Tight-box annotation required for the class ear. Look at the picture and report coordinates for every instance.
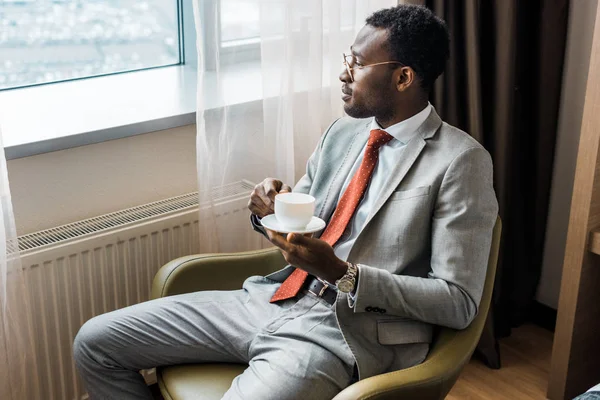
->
[395,67,417,92]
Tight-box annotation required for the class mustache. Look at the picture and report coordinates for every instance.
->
[341,86,352,95]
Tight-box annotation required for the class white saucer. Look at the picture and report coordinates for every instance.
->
[261,215,326,234]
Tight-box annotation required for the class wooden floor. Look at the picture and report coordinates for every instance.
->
[447,324,553,400]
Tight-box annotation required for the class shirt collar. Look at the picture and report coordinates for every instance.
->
[369,103,432,145]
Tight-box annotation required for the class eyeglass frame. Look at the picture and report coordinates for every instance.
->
[342,52,405,82]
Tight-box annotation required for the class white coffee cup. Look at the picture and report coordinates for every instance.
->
[274,192,315,230]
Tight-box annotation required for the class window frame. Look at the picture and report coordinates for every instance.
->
[199,0,261,70]
[0,0,186,92]
[0,0,267,160]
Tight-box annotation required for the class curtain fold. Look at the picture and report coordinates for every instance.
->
[193,0,395,254]
[427,0,570,366]
[0,127,36,399]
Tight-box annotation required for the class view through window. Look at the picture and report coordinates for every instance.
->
[220,0,260,47]
[0,0,181,91]
[220,0,355,48]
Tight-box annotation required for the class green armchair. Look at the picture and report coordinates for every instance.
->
[151,217,501,400]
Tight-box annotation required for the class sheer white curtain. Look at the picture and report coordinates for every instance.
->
[0,128,36,399]
[193,0,395,253]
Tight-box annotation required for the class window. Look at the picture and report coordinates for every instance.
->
[0,0,182,91]
[218,0,354,49]
[220,0,259,47]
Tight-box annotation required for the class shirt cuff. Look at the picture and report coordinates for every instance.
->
[250,214,267,236]
[347,291,356,307]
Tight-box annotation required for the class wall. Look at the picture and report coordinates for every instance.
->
[6,95,312,237]
[7,124,197,235]
[537,0,598,308]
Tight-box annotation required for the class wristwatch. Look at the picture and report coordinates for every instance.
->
[336,262,358,293]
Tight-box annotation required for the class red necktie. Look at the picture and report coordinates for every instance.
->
[270,129,394,302]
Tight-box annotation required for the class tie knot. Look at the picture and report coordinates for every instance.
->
[368,129,394,148]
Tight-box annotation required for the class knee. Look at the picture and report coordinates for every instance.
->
[73,315,108,367]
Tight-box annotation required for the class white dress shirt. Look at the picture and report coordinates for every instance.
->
[333,103,432,262]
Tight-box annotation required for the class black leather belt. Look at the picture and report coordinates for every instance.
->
[303,276,337,305]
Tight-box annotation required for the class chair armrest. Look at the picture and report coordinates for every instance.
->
[152,247,287,299]
[332,329,470,400]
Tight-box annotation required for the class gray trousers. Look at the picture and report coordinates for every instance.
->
[73,275,355,400]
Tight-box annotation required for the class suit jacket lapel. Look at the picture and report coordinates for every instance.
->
[317,119,371,223]
[361,109,443,230]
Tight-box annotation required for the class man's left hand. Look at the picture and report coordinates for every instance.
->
[265,230,348,283]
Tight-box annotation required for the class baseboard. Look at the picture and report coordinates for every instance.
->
[530,301,557,332]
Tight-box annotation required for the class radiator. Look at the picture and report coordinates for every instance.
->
[18,180,262,400]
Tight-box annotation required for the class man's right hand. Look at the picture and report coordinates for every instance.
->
[248,178,292,218]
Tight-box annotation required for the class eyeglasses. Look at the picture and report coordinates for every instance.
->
[342,52,405,82]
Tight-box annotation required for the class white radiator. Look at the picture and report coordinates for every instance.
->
[18,180,261,400]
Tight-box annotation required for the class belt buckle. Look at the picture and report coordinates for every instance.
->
[309,281,329,298]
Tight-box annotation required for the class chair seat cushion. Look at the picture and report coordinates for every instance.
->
[158,363,246,400]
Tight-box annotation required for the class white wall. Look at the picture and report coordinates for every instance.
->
[536,0,598,309]
[7,124,197,235]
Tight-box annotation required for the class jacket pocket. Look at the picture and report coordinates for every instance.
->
[377,319,433,345]
[390,185,430,201]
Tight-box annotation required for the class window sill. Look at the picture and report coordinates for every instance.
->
[0,62,263,160]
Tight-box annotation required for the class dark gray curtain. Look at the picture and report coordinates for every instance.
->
[425,0,570,367]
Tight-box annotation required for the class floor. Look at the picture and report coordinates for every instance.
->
[447,324,553,400]
[151,324,554,400]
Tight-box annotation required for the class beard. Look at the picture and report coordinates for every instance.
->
[344,98,394,122]
[343,101,372,119]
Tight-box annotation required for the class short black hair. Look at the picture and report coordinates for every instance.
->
[366,4,449,91]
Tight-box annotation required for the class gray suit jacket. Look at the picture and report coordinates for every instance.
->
[260,108,498,380]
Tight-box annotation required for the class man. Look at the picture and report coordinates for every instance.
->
[73,5,497,400]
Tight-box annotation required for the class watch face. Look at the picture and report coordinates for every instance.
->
[338,279,353,293]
